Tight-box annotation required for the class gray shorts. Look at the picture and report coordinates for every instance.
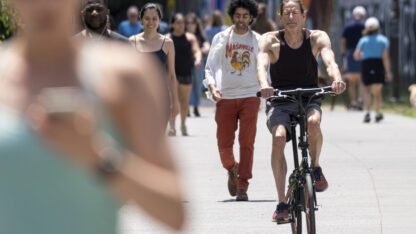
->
[266,97,322,141]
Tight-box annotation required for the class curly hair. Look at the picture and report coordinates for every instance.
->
[227,0,258,20]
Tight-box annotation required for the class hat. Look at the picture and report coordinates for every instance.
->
[365,17,380,31]
[352,6,367,18]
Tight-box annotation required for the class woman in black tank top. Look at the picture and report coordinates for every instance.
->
[129,3,179,131]
[168,13,202,136]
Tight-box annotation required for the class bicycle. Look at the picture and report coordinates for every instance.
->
[257,86,334,234]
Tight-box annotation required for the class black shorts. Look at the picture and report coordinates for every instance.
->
[361,58,385,86]
[176,75,192,85]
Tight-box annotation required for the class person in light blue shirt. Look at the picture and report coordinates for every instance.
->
[118,6,142,38]
[204,10,227,44]
[354,17,393,123]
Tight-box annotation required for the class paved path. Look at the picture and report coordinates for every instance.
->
[120,106,416,234]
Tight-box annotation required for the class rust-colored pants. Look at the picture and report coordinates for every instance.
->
[215,97,260,190]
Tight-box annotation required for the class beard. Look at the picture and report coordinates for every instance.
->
[234,22,249,31]
[84,17,107,31]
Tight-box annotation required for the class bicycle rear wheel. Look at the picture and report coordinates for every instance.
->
[303,173,316,234]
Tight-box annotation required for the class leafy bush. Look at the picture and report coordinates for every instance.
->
[0,0,15,41]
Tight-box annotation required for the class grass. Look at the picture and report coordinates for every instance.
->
[321,90,416,119]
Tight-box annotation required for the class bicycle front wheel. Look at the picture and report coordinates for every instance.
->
[303,173,316,234]
[289,187,302,234]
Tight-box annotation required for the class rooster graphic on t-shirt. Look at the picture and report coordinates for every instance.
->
[226,43,253,76]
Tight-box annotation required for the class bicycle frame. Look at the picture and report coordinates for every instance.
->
[258,86,334,233]
[288,92,317,207]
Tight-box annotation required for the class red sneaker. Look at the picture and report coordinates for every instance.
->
[272,202,290,224]
[313,167,328,192]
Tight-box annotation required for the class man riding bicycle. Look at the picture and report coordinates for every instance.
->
[256,0,346,223]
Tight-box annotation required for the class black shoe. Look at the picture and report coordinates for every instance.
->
[363,113,371,123]
[312,167,328,192]
[236,189,248,201]
[272,202,290,224]
[375,113,384,123]
[193,106,200,117]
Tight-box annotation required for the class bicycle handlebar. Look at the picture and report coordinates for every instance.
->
[256,86,334,98]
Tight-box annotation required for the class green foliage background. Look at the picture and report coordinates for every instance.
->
[0,0,15,41]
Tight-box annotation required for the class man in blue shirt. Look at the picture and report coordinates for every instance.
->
[118,6,142,38]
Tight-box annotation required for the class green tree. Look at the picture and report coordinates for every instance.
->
[0,0,15,41]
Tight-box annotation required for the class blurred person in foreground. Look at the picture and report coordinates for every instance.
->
[118,5,142,38]
[129,3,179,130]
[204,0,260,201]
[0,0,185,233]
[186,12,210,117]
[340,6,367,110]
[257,0,345,222]
[75,0,128,42]
[354,17,393,123]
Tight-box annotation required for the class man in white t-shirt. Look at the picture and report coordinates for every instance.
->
[204,0,260,201]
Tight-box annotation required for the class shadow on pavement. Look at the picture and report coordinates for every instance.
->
[219,199,276,203]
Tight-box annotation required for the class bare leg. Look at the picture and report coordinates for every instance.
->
[347,73,361,107]
[371,84,383,113]
[271,125,288,203]
[307,111,323,167]
[363,85,372,112]
[177,84,192,135]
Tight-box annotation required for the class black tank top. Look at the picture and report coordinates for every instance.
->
[171,34,194,76]
[134,36,167,67]
[270,30,318,89]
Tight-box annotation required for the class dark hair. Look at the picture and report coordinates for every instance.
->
[211,10,224,27]
[279,0,306,15]
[83,0,107,8]
[186,13,207,44]
[227,0,258,21]
[140,3,163,20]
[170,13,184,33]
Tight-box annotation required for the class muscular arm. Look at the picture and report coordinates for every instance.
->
[257,33,276,98]
[257,34,273,88]
[313,30,345,94]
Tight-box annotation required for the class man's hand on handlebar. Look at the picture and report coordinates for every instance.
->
[331,80,346,95]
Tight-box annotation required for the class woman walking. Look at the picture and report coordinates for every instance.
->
[129,3,179,130]
[168,13,202,136]
[354,17,393,123]
[186,12,210,117]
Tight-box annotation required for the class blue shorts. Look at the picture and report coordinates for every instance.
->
[345,50,361,73]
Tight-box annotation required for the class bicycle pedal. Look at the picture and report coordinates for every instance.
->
[276,218,291,225]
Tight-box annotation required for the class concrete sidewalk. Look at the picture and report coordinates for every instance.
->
[120,107,416,234]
